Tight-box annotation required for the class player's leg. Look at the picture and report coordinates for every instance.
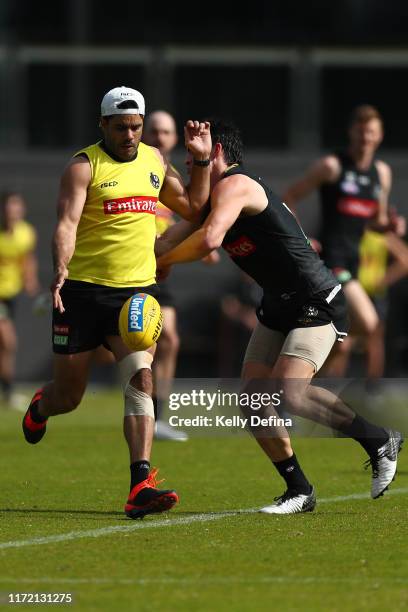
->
[22,279,100,443]
[108,335,156,462]
[275,321,402,499]
[153,306,179,393]
[365,298,387,383]
[22,351,93,444]
[152,305,186,441]
[322,279,379,376]
[321,333,353,377]
[107,334,179,519]
[343,280,379,335]
[0,316,17,404]
[241,322,315,514]
[366,320,385,381]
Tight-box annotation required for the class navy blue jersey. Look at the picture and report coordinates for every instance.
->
[220,165,337,300]
[319,152,381,275]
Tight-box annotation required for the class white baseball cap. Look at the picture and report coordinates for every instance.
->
[101,86,145,117]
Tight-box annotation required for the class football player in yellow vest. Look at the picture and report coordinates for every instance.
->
[344,221,408,381]
[0,192,39,407]
[143,110,186,441]
[22,86,212,519]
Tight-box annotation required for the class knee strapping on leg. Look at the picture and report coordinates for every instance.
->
[124,385,154,418]
[118,353,154,418]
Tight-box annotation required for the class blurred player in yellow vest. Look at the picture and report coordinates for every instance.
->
[21,86,212,519]
[143,111,220,440]
[143,111,185,441]
[0,192,39,407]
[358,230,389,380]
[341,215,408,381]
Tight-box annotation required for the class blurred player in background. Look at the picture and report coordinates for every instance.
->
[143,110,219,439]
[283,105,395,377]
[339,211,408,382]
[156,118,402,514]
[143,110,186,441]
[0,191,39,408]
[21,86,211,519]
[218,272,261,377]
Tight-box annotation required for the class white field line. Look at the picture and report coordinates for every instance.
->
[0,487,407,551]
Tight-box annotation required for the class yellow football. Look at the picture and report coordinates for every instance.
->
[119,293,163,351]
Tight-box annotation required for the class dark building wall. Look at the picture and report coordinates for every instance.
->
[4,1,408,46]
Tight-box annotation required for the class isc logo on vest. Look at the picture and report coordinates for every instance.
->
[100,181,118,188]
[129,296,145,331]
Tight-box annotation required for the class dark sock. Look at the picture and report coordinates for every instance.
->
[130,460,150,490]
[152,396,158,421]
[30,400,47,423]
[337,415,388,456]
[273,454,312,494]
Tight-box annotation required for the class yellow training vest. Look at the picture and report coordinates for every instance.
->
[68,142,165,287]
[0,221,36,299]
[358,230,388,297]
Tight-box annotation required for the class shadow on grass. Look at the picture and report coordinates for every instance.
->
[0,508,123,518]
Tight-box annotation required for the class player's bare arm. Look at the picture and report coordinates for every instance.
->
[51,156,90,313]
[157,121,211,221]
[22,250,40,296]
[283,156,341,211]
[154,219,198,257]
[157,175,256,267]
[372,160,392,228]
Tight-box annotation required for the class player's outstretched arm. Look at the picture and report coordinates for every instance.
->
[157,175,247,267]
[22,250,40,296]
[21,225,40,296]
[283,156,340,212]
[184,120,212,214]
[370,160,392,229]
[158,120,211,221]
[51,157,90,313]
[155,219,198,257]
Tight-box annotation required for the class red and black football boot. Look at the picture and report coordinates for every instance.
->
[125,468,179,519]
[22,388,48,444]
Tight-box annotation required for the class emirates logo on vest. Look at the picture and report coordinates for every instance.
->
[224,235,257,258]
[103,196,158,215]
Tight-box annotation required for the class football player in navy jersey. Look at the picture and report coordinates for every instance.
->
[156,118,402,515]
[283,105,394,376]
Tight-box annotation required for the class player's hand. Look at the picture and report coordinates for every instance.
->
[389,212,407,237]
[395,215,407,237]
[184,120,212,160]
[50,268,68,313]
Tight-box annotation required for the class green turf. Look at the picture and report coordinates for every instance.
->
[0,388,407,611]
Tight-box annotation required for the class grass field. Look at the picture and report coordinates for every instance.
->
[0,387,407,611]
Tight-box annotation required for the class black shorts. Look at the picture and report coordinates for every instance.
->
[52,280,159,354]
[0,298,17,321]
[257,285,349,338]
[158,279,176,308]
[322,248,359,283]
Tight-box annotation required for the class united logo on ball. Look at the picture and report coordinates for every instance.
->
[119,293,163,351]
